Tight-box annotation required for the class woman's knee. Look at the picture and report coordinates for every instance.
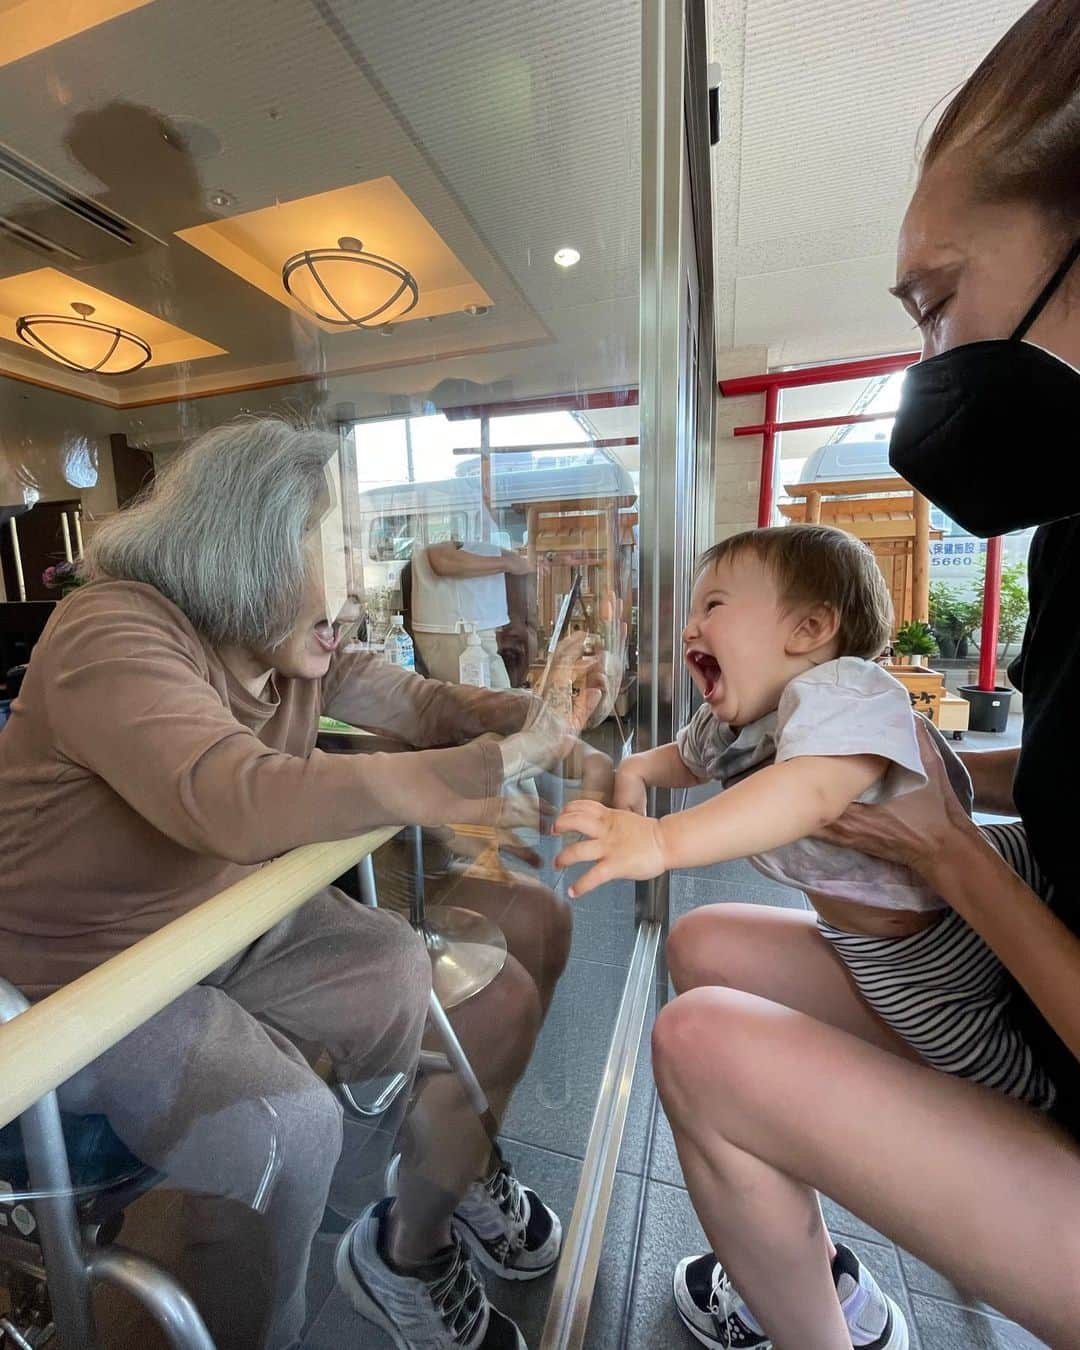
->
[652,986,776,1122]
[264,1078,344,1200]
[667,905,746,992]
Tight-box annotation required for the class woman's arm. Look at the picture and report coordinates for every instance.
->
[557,753,885,897]
[926,829,1080,1062]
[322,647,533,743]
[956,745,1019,815]
[43,595,507,865]
[820,719,1080,1064]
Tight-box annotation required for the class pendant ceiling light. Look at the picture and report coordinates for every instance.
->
[281,235,419,328]
[16,301,151,375]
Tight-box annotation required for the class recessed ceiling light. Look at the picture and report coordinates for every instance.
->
[463,304,490,316]
[208,190,235,209]
[553,247,581,268]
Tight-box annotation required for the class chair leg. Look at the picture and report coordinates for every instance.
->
[425,992,499,1142]
[356,848,501,1139]
[88,1248,215,1350]
[355,854,378,908]
[0,979,95,1349]
[0,980,216,1350]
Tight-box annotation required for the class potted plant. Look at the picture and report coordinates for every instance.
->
[894,619,936,667]
[928,583,981,661]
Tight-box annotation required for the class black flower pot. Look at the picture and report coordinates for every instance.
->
[959,685,1012,733]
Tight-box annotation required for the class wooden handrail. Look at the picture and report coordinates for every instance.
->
[0,827,399,1130]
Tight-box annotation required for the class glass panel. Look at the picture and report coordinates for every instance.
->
[0,2,641,1347]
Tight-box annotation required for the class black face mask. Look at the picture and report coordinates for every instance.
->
[889,237,1080,537]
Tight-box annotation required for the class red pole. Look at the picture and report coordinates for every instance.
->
[734,409,898,438]
[757,385,779,527]
[978,536,1004,691]
[720,351,918,397]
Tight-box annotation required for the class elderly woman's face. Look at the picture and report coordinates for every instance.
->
[259,533,355,681]
[894,158,1080,367]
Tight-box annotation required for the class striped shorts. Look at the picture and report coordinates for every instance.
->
[817,821,1057,1111]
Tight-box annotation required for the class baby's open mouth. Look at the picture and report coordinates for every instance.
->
[687,650,721,700]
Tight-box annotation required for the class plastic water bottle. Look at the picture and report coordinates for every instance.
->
[457,622,491,688]
[383,615,416,672]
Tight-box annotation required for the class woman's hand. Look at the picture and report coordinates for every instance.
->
[815,716,979,873]
[554,799,667,898]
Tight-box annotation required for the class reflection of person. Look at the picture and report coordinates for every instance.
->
[0,419,591,1350]
[411,538,532,688]
[586,6,1080,1347]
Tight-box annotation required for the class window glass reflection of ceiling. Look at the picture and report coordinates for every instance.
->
[0,0,639,410]
[0,0,155,70]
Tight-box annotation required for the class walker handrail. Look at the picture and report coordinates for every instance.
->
[0,827,399,1131]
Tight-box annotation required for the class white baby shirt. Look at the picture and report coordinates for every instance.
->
[675,657,974,912]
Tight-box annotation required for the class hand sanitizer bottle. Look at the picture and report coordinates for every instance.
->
[383,615,416,671]
[458,622,491,688]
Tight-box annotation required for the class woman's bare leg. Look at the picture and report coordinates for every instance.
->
[667,902,920,1060]
[654,985,1080,1348]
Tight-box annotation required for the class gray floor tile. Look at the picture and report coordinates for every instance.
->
[616,986,661,1178]
[673,854,801,892]
[648,1098,682,1187]
[670,872,808,919]
[501,956,629,1159]
[568,878,637,968]
[583,1171,648,1350]
[910,1295,1049,1349]
[897,1250,1045,1333]
[619,1180,708,1350]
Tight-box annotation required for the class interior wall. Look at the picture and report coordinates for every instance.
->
[0,378,120,520]
[0,376,122,598]
[713,344,766,541]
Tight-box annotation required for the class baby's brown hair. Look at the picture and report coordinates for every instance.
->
[699,524,893,661]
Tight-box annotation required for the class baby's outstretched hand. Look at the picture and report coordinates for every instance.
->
[554,800,667,898]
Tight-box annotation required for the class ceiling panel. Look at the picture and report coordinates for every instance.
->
[710,0,1032,362]
[0,0,640,406]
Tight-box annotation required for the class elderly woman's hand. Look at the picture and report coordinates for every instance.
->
[815,716,979,873]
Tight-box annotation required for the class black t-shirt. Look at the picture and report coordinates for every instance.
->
[1008,517,1080,1137]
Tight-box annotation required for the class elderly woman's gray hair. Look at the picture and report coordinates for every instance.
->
[83,417,339,650]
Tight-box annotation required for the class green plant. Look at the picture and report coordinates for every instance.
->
[895,619,936,657]
[968,558,1029,657]
[928,582,982,650]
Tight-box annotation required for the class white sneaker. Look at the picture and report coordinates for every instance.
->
[672,1242,909,1350]
[386,1149,562,1281]
[335,1197,526,1350]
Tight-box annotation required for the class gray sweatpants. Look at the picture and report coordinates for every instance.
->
[59,889,431,1350]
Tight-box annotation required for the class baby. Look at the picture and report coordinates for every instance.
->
[555,524,1054,1106]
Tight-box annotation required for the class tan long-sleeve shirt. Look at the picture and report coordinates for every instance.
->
[0,581,529,996]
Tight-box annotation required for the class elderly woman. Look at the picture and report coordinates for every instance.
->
[0,418,595,1350]
[654,3,1080,1348]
